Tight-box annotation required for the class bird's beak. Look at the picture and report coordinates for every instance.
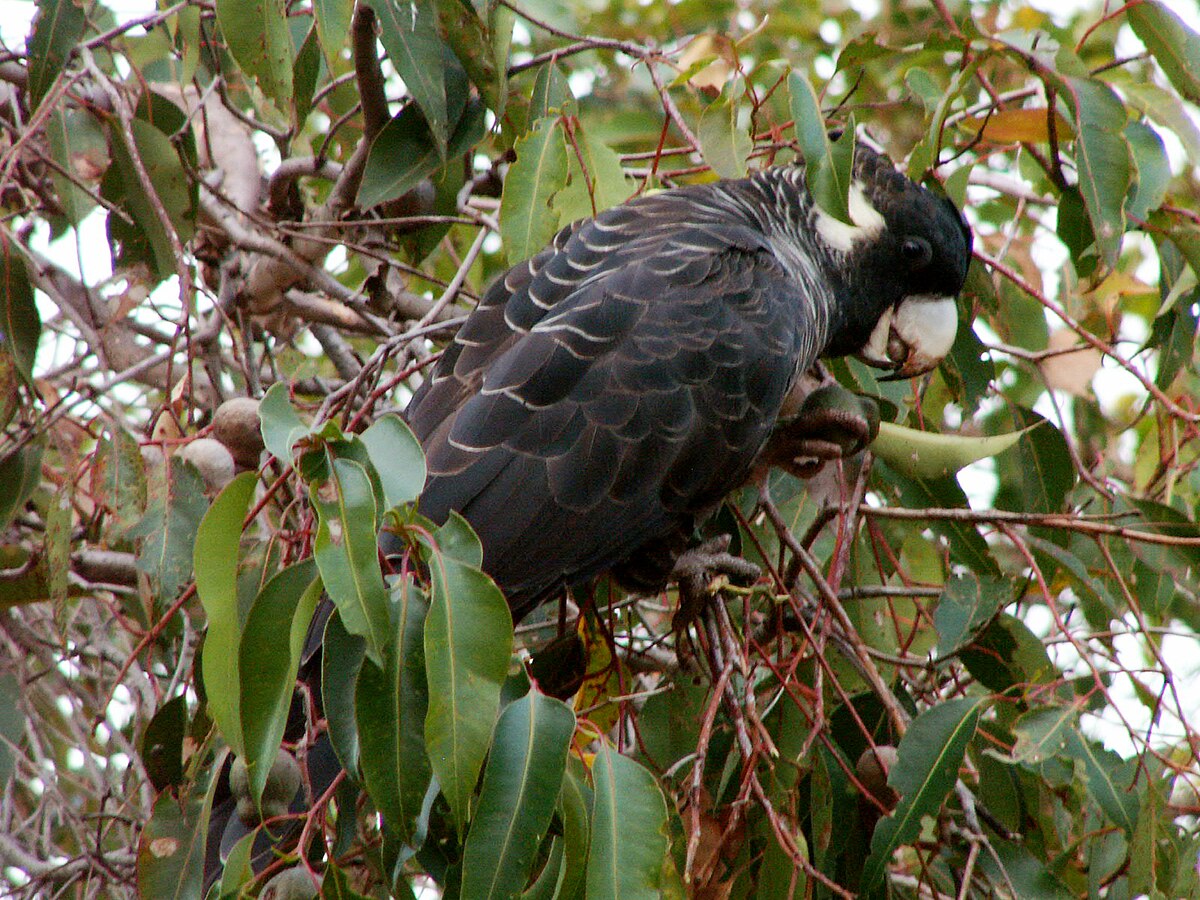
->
[858,295,958,380]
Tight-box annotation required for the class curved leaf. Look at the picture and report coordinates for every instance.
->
[358,92,486,208]
[1062,728,1139,833]
[238,559,320,810]
[1012,706,1078,764]
[788,71,852,222]
[697,95,751,179]
[215,0,294,110]
[1060,77,1132,268]
[933,572,1012,657]
[500,116,568,265]
[311,457,391,666]
[323,609,366,777]
[557,759,593,900]
[872,420,1033,481]
[361,415,427,509]
[861,697,985,895]
[551,124,633,226]
[258,382,314,466]
[1,237,40,384]
[586,741,670,900]
[1128,1,1200,104]
[422,513,513,835]
[27,0,86,110]
[368,0,449,153]
[356,577,432,844]
[102,117,196,281]
[194,471,258,755]
[461,690,575,898]
[136,763,218,900]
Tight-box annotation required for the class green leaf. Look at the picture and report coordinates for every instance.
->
[434,0,507,116]
[1062,728,1139,833]
[978,840,1076,900]
[0,440,44,532]
[129,458,209,603]
[638,678,709,772]
[361,415,427,509]
[97,427,147,535]
[217,831,256,898]
[756,821,807,900]
[356,576,432,844]
[872,420,1032,481]
[1128,1,1200,104]
[487,0,514,122]
[461,690,576,898]
[135,764,217,900]
[0,672,23,787]
[238,559,320,810]
[934,572,1012,657]
[323,609,366,777]
[1024,534,1119,619]
[102,117,196,281]
[1007,408,1074,520]
[942,310,994,417]
[368,0,449,154]
[522,837,565,900]
[215,0,294,110]
[312,0,352,71]
[1011,705,1078,764]
[27,0,86,110]
[311,457,392,667]
[1152,287,1198,390]
[551,123,633,226]
[45,107,108,225]
[529,62,573,120]
[292,23,322,131]
[259,382,313,466]
[586,741,671,900]
[697,96,752,179]
[357,91,487,208]
[1124,121,1170,222]
[959,613,1057,693]
[1059,77,1132,268]
[861,697,985,895]
[1,241,40,388]
[558,759,593,900]
[421,513,513,835]
[194,471,257,756]
[141,694,188,792]
[500,116,569,265]
[788,71,852,222]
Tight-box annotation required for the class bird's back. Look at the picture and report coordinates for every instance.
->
[407,174,823,618]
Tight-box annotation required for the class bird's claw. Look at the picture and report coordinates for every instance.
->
[763,383,880,478]
[670,535,761,629]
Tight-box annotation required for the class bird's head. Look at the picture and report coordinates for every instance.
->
[815,146,973,379]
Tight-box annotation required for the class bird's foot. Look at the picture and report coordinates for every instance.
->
[763,383,880,478]
[671,535,761,629]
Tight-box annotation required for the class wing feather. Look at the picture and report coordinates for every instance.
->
[406,190,821,614]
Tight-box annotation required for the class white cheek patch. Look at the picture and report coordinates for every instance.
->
[893,295,958,367]
[858,295,958,376]
[813,181,886,253]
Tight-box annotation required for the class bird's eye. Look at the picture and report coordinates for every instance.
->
[901,236,933,269]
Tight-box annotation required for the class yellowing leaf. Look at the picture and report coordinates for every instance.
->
[963,108,1074,143]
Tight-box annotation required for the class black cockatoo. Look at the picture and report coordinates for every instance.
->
[406,144,973,621]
